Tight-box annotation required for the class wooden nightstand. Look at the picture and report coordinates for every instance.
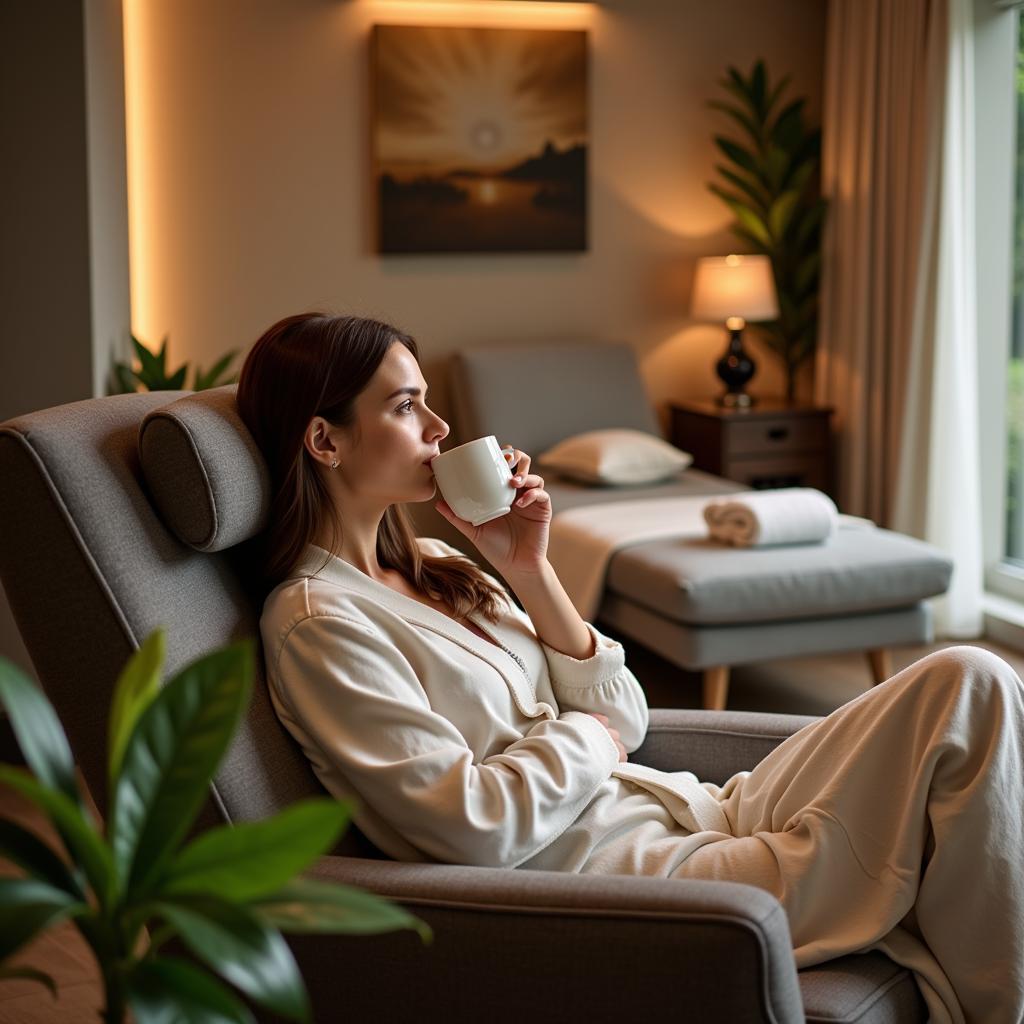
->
[670,398,834,494]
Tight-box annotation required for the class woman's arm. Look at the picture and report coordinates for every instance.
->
[504,559,595,660]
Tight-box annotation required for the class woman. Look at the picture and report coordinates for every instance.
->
[238,311,1024,1024]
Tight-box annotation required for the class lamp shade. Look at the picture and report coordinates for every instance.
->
[690,254,779,321]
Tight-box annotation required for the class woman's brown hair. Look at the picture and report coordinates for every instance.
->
[236,311,510,623]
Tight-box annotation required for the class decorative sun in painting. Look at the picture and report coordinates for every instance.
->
[371,25,588,254]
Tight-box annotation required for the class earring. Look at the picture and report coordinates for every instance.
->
[330,459,339,470]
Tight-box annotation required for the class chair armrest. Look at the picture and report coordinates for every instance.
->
[632,707,820,783]
[269,855,804,1024]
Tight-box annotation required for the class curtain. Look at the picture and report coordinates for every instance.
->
[817,0,983,637]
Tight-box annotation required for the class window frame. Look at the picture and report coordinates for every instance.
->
[976,0,1019,603]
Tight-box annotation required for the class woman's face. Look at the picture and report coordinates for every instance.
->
[329,341,450,506]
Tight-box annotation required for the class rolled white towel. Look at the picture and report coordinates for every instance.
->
[703,487,839,547]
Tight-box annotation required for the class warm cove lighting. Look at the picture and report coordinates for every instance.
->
[121,0,155,343]
[362,1,594,26]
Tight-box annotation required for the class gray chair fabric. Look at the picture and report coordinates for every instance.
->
[138,385,271,552]
[0,390,926,1022]
[448,340,662,457]
[449,342,952,672]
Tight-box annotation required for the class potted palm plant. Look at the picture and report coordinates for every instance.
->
[110,334,238,395]
[707,59,827,401]
[0,629,431,1022]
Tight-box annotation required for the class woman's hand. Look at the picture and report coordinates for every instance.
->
[588,712,627,762]
[434,445,551,579]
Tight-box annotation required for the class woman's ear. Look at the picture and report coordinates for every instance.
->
[304,415,339,467]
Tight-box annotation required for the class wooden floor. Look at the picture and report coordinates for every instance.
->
[0,782,105,1022]
[2,635,1023,1020]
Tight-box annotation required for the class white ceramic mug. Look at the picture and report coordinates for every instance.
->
[430,435,514,526]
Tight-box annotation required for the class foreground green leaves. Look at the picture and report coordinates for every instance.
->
[156,897,308,1021]
[110,643,254,898]
[253,878,433,941]
[0,878,85,962]
[128,957,254,1024]
[163,799,353,902]
[0,629,431,1023]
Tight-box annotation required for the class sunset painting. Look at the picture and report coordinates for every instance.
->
[371,25,588,254]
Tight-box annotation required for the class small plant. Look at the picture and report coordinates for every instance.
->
[707,59,827,401]
[0,629,431,1023]
[111,335,238,395]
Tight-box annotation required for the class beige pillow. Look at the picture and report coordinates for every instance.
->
[537,429,693,486]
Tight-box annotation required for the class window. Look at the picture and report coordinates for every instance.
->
[977,2,1021,611]
[1008,12,1024,568]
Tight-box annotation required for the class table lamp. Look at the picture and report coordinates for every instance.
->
[690,254,779,408]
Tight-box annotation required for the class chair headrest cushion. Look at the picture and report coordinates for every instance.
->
[138,385,271,552]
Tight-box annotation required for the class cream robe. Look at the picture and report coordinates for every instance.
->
[260,538,724,872]
[261,538,1024,1023]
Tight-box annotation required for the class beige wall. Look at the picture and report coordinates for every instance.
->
[125,0,825,440]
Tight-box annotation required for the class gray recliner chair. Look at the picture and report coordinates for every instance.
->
[0,387,927,1023]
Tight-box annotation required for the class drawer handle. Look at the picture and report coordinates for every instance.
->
[767,427,789,442]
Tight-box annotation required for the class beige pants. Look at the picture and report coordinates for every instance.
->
[669,646,1024,1024]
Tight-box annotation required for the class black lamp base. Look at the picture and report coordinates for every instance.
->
[715,326,756,408]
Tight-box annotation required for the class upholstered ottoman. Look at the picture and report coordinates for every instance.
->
[595,522,953,708]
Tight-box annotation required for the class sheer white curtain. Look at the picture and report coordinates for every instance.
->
[817,0,983,637]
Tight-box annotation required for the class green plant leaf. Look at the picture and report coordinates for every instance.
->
[133,336,165,383]
[721,67,758,117]
[786,158,816,200]
[0,658,80,806]
[764,71,793,119]
[707,100,760,147]
[165,365,189,390]
[193,351,238,392]
[0,964,58,997]
[764,145,791,192]
[796,291,819,330]
[768,190,801,241]
[750,60,767,118]
[252,878,432,943]
[128,956,255,1024]
[795,251,821,296]
[708,183,756,215]
[733,205,772,248]
[158,335,170,372]
[155,896,309,1022]
[771,98,806,151]
[108,629,167,796]
[0,766,115,907]
[730,224,771,255]
[0,877,84,962]
[162,798,353,903]
[796,197,827,250]
[713,164,769,213]
[0,819,83,898]
[113,362,139,395]
[798,125,822,160]
[709,184,774,248]
[110,641,254,898]
[713,136,761,180]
